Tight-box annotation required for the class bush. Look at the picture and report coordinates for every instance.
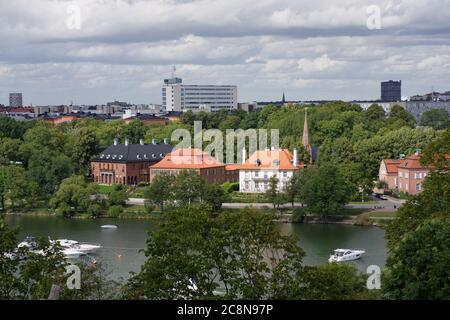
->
[87,204,103,217]
[108,205,123,218]
[144,202,156,214]
[222,182,239,194]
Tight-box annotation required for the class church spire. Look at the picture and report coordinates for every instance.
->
[302,110,312,163]
[302,110,310,148]
[282,90,286,104]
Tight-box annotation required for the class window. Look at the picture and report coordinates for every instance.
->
[415,183,421,191]
[399,172,403,177]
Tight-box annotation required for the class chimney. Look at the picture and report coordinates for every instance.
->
[152,138,157,145]
[114,138,119,146]
[242,148,247,164]
[125,138,129,146]
[139,139,144,146]
[293,148,298,167]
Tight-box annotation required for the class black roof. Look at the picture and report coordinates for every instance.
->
[94,143,173,163]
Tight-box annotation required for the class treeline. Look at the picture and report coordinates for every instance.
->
[1,102,448,211]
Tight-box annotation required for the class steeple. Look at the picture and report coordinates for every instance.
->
[282,90,286,104]
[302,110,310,148]
[302,110,313,163]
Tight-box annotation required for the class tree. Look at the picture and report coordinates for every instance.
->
[365,104,386,122]
[383,218,450,300]
[299,164,352,220]
[173,171,205,207]
[108,189,128,207]
[0,165,30,211]
[123,119,145,144]
[49,175,98,217]
[0,217,117,299]
[295,263,373,300]
[385,171,449,248]
[202,183,229,212]
[389,105,416,127]
[144,172,175,213]
[285,171,303,208]
[420,109,450,130]
[420,128,450,170]
[123,208,304,300]
[266,176,283,209]
[70,128,98,175]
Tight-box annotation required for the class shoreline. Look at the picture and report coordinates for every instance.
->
[4,210,388,227]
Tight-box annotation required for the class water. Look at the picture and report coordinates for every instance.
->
[5,216,387,281]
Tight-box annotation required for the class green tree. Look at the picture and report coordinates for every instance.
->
[203,183,229,212]
[123,208,304,300]
[144,172,175,213]
[70,128,98,175]
[365,104,386,122]
[108,189,128,207]
[123,119,145,143]
[299,164,352,219]
[285,171,303,208]
[295,263,373,300]
[389,105,416,127]
[49,175,97,217]
[383,218,450,300]
[420,109,450,130]
[173,171,205,207]
[266,176,283,209]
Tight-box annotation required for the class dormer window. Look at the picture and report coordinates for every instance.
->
[152,154,156,158]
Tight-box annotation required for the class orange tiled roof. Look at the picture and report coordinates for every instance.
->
[383,159,404,174]
[231,149,303,171]
[150,148,225,169]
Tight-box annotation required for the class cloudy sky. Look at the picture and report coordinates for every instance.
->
[0,0,449,105]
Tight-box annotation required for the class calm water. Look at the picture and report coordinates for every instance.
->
[5,215,387,281]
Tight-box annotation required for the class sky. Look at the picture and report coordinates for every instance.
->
[0,0,450,105]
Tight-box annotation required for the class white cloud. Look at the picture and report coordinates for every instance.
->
[0,0,450,104]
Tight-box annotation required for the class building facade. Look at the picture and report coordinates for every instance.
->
[230,149,303,193]
[9,93,23,108]
[91,139,172,185]
[381,80,401,102]
[162,77,237,113]
[149,148,238,184]
[378,151,440,195]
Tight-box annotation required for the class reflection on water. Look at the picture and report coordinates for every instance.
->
[5,215,386,280]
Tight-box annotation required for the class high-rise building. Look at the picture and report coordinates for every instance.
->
[381,80,401,102]
[162,77,237,113]
[9,93,23,107]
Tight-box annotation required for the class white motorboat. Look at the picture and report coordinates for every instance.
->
[52,239,102,253]
[61,247,85,259]
[101,225,118,230]
[328,249,365,263]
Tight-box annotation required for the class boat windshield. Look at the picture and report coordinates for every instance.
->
[334,251,344,256]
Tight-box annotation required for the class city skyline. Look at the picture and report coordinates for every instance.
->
[1,0,450,105]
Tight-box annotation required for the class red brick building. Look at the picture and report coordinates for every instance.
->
[91,138,172,185]
[149,148,238,184]
[378,151,448,195]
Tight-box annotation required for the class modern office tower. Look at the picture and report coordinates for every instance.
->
[9,93,23,107]
[162,77,238,113]
[381,80,401,102]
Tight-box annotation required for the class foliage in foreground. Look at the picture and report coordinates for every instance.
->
[123,207,372,300]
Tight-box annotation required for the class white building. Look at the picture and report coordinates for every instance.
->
[162,77,237,113]
[229,149,303,193]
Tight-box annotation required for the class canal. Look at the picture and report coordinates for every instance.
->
[5,215,387,281]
